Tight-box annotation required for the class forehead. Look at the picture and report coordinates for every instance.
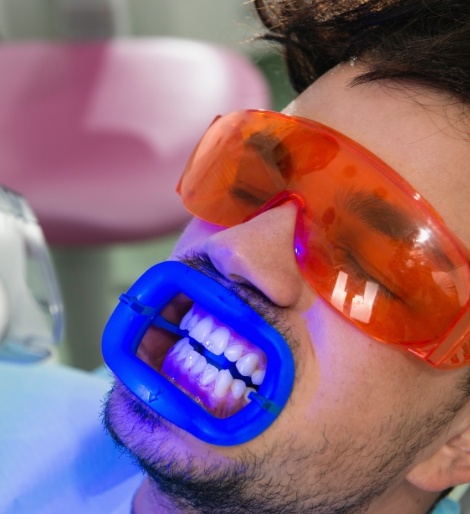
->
[283,64,470,247]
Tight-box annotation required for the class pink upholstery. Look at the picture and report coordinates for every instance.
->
[0,38,270,246]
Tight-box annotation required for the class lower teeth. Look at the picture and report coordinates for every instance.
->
[170,337,262,393]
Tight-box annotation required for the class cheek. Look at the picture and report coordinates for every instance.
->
[300,301,429,423]
[304,300,375,375]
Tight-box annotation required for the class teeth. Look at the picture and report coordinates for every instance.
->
[188,316,214,342]
[204,327,230,356]
[182,350,202,371]
[179,305,195,330]
[200,363,219,386]
[214,369,233,398]
[168,337,188,356]
[172,307,268,405]
[189,354,207,376]
[231,379,247,400]
[236,353,259,376]
[224,344,244,362]
[251,369,266,385]
[174,338,192,362]
[184,312,200,332]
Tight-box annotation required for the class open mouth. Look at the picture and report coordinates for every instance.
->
[136,297,267,418]
[103,260,296,445]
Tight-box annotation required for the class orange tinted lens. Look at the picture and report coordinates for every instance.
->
[177,111,339,225]
[177,110,470,366]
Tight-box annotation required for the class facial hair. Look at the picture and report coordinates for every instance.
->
[103,253,468,514]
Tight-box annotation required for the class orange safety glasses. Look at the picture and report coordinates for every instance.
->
[177,110,470,369]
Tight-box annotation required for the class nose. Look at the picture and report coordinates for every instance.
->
[202,201,307,308]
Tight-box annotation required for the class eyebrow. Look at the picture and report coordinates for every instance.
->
[245,132,291,180]
[340,189,457,269]
[340,189,418,241]
[242,137,420,241]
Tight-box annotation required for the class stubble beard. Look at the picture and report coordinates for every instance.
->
[102,377,465,514]
[102,254,468,513]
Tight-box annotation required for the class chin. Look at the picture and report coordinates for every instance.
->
[103,378,226,464]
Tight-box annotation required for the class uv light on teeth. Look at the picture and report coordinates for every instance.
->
[158,303,267,407]
[107,264,292,442]
[171,335,265,389]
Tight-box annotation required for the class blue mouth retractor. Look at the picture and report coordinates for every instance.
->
[102,261,295,446]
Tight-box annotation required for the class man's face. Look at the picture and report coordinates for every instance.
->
[105,64,470,513]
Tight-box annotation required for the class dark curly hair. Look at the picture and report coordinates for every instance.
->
[253,0,470,103]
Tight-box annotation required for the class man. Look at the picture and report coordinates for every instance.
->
[103,1,470,512]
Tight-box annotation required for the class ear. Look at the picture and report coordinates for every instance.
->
[407,425,470,491]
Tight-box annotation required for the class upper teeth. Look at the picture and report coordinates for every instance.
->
[252,369,266,385]
[224,344,243,362]
[236,353,259,376]
[180,307,200,331]
[186,309,231,357]
[188,315,213,342]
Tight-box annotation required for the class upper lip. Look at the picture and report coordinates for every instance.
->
[178,255,286,327]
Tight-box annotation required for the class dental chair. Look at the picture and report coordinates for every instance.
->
[0,186,142,514]
[0,38,271,369]
[1,188,469,513]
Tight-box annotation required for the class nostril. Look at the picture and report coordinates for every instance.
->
[202,201,305,308]
[226,274,253,286]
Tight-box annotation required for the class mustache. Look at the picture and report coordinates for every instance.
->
[177,251,296,347]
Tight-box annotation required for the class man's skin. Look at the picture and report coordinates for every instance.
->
[105,63,470,513]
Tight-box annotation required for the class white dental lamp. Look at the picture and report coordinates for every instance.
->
[0,186,63,362]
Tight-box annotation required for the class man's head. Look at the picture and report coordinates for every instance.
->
[103,1,470,512]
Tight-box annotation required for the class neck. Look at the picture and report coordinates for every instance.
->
[133,477,443,514]
[133,478,183,514]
